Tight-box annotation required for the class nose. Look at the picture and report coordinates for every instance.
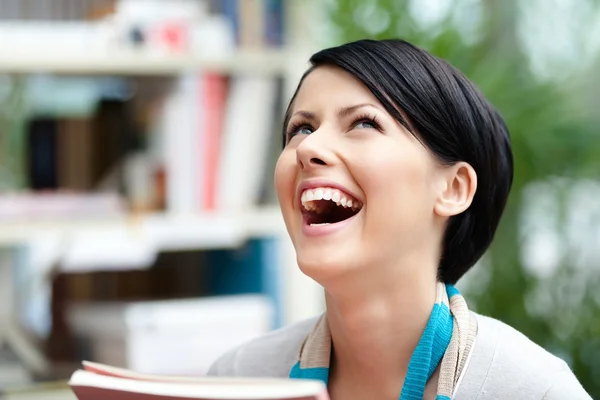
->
[295,130,334,170]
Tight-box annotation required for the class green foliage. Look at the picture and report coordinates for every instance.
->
[324,0,600,396]
[0,77,28,190]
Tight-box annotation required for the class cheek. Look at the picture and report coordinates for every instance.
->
[353,143,435,218]
[274,150,297,208]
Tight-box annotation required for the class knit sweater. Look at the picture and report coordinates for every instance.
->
[207,313,591,399]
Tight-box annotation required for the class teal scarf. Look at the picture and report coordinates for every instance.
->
[289,283,478,400]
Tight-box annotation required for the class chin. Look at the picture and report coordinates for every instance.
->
[294,242,360,284]
[280,183,367,283]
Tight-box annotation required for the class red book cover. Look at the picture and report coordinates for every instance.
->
[201,73,228,211]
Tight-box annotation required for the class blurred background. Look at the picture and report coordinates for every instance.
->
[0,0,598,398]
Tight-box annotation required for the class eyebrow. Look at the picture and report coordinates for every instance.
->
[290,103,382,122]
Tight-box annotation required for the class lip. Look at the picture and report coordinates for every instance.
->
[301,211,361,237]
[296,178,363,237]
[296,179,362,208]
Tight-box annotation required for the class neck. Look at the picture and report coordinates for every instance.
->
[324,260,438,394]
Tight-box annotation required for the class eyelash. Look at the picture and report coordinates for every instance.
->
[353,113,382,131]
[285,113,382,141]
[285,120,310,140]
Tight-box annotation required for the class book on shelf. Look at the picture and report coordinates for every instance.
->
[0,0,287,216]
[68,361,329,400]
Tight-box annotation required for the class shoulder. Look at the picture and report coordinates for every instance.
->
[206,315,320,378]
[456,313,591,400]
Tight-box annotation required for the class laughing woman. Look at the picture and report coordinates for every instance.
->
[208,39,591,399]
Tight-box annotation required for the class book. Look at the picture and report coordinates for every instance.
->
[68,361,330,400]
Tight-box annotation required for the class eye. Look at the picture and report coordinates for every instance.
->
[295,126,314,135]
[351,113,382,131]
[286,121,314,141]
[354,120,376,129]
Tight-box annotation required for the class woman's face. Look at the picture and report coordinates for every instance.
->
[275,66,449,283]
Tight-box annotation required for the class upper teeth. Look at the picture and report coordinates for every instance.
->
[301,187,360,212]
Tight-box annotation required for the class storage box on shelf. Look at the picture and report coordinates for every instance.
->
[66,294,275,376]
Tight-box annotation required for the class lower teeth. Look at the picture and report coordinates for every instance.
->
[310,223,331,226]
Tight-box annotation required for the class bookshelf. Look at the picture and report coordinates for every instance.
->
[0,0,325,381]
[0,208,286,269]
[0,49,290,76]
[0,208,285,247]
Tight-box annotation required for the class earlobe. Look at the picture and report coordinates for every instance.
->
[434,162,477,217]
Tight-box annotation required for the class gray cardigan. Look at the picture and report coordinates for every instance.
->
[207,313,591,399]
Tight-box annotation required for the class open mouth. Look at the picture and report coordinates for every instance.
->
[300,187,363,226]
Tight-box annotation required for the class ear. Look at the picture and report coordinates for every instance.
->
[434,162,477,217]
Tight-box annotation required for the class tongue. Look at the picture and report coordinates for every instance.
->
[308,200,358,224]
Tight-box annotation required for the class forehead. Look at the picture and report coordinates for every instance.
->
[291,66,379,111]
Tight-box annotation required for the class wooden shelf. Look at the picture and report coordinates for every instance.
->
[0,49,290,75]
[0,207,286,271]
